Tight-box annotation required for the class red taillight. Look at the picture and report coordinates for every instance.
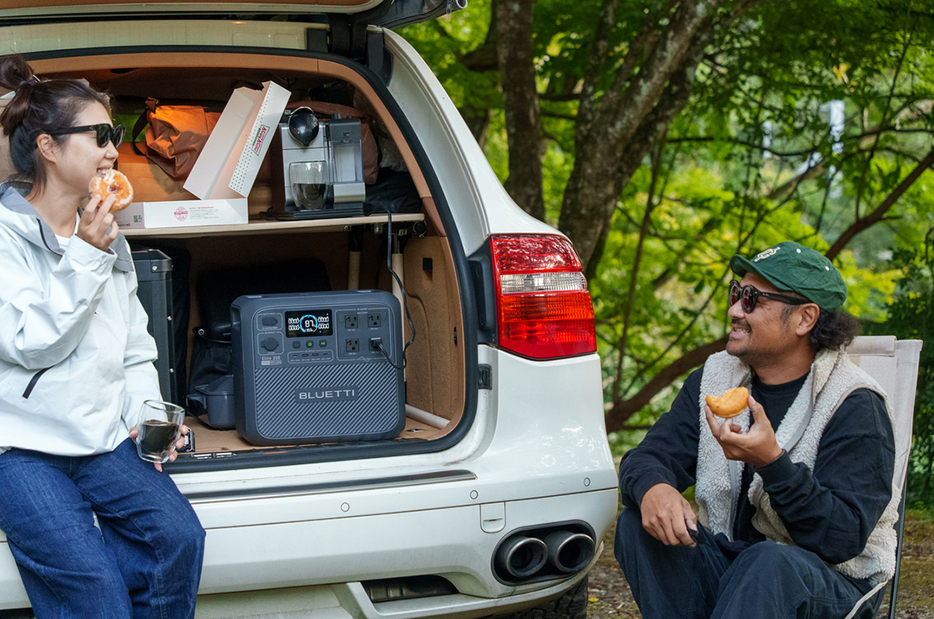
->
[490,235,597,360]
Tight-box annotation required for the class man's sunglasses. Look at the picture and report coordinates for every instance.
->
[729,280,809,313]
[44,124,125,148]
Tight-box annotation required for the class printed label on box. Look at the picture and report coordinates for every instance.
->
[114,199,248,229]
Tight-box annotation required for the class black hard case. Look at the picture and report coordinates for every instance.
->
[132,249,177,403]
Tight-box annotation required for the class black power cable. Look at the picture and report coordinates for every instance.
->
[376,207,415,371]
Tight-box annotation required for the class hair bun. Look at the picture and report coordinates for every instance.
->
[17,75,39,89]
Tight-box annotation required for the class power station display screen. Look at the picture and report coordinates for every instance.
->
[285,309,333,337]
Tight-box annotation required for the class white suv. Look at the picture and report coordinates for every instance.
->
[0,2,618,617]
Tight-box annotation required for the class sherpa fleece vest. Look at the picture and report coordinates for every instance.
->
[695,349,899,586]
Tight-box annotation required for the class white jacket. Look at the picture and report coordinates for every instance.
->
[0,182,161,456]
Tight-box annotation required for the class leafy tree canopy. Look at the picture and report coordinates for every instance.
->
[402,0,934,432]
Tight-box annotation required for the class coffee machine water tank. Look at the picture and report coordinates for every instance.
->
[327,118,365,205]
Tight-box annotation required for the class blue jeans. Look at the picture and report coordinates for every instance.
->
[614,507,882,619]
[0,439,205,619]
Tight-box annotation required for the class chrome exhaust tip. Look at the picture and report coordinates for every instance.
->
[544,530,595,573]
[495,536,548,578]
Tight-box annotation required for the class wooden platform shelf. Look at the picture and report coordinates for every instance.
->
[121,213,425,239]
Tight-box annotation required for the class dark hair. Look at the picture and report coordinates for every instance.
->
[779,293,860,352]
[808,308,861,352]
[0,54,111,190]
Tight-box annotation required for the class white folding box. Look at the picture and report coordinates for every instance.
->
[116,81,290,229]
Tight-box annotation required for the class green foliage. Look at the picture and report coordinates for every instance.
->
[590,0,934,431]
[865,243,934,508]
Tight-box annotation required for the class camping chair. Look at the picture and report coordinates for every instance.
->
[843,336,923,619]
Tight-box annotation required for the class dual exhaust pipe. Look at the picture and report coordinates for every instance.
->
[494,529,595,581]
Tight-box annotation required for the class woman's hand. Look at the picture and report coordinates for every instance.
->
[128,424,191,473]
[76,194,118,252]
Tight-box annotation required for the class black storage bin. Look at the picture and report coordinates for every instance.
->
[132,249,177,403]
[187,258,331,417]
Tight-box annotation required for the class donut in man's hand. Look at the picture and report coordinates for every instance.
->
[705,387,749,418]
[89,169,134,211]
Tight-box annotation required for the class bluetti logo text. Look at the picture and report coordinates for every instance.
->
[296,387,359,402]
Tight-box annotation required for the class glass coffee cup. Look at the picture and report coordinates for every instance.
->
[136,400,185,463]
[289,160,332,211]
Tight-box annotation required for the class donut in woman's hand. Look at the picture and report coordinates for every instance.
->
[705,387,749,418]
[89,169,134,211]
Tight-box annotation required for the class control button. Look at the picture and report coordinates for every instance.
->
[262,337,279,352]
[292,341,301,349]
[319,340,327,347]
[261,316,278,327]
[306,340,315,348]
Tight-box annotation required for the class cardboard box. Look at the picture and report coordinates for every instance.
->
[184,81,290,201]
[116,81,289,229]
[115,199,248,229]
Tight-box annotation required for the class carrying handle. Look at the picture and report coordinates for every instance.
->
[131,97,160,156]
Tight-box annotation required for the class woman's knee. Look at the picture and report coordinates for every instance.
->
[163,506,205,562]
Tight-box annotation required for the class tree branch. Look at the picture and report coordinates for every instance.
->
[604,335,729,432]
[826,146,934,260]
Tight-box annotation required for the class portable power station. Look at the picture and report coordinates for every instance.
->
[231,290,405,445]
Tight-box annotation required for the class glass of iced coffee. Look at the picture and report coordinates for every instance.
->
[136,400,186,463]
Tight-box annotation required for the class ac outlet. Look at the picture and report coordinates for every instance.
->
[345,339,360,353]
[367,313,382,328]
[344,315,358,329]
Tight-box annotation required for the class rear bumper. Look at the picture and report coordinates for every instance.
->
[1,489,616,615]
[194,489,617,597]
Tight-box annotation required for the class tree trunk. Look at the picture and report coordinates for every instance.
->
[559,0,720,269]
[496,0,545,220]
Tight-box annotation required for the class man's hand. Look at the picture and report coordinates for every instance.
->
[639,483,697,547]
[77,194,118,252]
[129,424,190,473]
[704,393,783,468]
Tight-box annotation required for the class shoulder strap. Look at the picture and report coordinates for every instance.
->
[132,98,160,156]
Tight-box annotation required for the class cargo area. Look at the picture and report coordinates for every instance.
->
[20,52,469,468]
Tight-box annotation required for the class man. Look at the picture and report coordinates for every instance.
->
[615,241,898,619]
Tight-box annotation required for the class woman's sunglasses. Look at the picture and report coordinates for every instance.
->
[44,123,125,148]
[729,280,809,313]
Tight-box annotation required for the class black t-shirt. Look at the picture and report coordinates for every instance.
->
[618,363,895,591]
[733,373,808,542]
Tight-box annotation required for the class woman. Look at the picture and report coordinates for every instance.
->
[0,55,204,618]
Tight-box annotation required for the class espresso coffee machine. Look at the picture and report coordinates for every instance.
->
[270,108,366,220]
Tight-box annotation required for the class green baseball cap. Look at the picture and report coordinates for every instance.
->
[730,242,847,311]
